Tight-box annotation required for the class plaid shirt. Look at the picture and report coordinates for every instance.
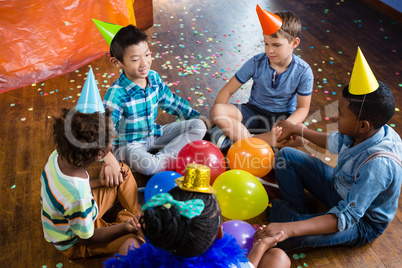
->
[103,70,200,146]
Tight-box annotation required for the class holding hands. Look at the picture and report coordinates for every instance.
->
[275,120,299,143]
[253,230,285,248]
[248,225,291,268]
[254,223,290,243]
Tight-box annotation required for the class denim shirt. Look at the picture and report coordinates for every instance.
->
[327,125,402,232]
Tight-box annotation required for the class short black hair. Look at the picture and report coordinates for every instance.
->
[342,81,395,129]
[140,187,221,257]
[53,107,114,167]
[110,24,148,63]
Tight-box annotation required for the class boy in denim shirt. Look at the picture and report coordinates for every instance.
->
[103,25,207,175]
[255,48,402,250]
[210,5,313,151]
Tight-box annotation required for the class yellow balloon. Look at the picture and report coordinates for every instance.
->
[213,170,269,220]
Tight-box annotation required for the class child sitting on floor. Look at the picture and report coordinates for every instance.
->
[255,48,402,251]
[105,164,291,267]
[209,5,313,152]
[101,24,207,175]
[40,70,144,258]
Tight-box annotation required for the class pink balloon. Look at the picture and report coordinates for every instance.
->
[222,220,256,255]
[176,140,226,183]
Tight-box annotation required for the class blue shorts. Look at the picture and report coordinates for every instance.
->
[234,103,290,133]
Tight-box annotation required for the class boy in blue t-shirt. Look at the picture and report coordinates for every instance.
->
[210,6,313,151]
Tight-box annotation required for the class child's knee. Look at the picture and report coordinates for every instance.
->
[187,119,207,139]
[274,147,298,171]
[210,104,228,121]
[261,248,291,268]
[135,164,159,176]
[275,147,300,161]
[118,237,142,255]
[275,147,291,163]
[193,118,207,130]
[209,104,221,119]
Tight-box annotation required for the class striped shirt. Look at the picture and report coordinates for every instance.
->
[40,150,98,250]
[103,70,200,146]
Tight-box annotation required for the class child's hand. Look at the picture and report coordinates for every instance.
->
[254,223,289,243]
[276,120,297,143]
[272,124,293,147]
[125,214,142,233]
[253,231,284,249]
[120,165,130,180]
[103,152,124,187]
[271,124,283,139]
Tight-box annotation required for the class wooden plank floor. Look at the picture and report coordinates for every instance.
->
[1,0,401,267]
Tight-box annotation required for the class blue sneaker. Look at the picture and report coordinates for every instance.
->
[216,133,233,153]
[210,126,233,153]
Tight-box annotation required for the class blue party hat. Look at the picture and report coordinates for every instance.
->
[76,68,105,113]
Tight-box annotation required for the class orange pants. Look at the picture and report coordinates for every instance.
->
[61,163,144,259]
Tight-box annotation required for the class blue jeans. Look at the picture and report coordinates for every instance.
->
[270,147,383,251]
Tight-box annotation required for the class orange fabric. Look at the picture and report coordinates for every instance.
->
[0,0,132,93]
[126,0,137,25]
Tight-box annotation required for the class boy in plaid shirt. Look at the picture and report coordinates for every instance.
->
[103,25,207,175]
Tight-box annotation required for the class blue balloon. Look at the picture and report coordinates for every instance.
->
[144,171,182,202]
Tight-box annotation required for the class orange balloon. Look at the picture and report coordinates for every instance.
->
[227,137,274,177]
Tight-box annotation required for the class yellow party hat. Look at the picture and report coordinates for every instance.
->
[348,47,379,95]
[92,19,124,46]
[256,4,282,35]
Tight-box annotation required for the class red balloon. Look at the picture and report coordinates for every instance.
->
[176,140,226,183]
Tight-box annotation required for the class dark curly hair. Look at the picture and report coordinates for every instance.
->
[110,24,148,63]
[342,80,395,129]
[140,187,221,257]
[52,107,114,167]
